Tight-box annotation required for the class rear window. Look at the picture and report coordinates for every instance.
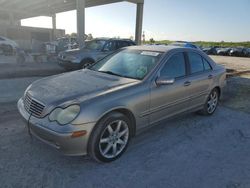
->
[188,52,212,74]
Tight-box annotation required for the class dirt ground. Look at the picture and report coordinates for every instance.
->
[0,55,250,188]
[222,73,250,114]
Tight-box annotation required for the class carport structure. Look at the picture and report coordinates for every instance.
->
[0,0,144,46]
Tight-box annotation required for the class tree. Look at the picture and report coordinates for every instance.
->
[87,34,93,40]
[70,33,77,37]
[149,38,155,44]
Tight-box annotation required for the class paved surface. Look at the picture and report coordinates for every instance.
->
[0,55,65,79]
[0,77,42,104]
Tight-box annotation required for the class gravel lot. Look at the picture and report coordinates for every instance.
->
[0,55,250,188]
[1,106,250,188]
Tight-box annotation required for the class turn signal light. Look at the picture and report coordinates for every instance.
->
[71,130,87,138]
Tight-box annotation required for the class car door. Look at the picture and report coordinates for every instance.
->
[185,52,214,109]
[149,52,190,124]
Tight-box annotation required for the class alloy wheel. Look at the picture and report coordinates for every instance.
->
[98,120,129,159]
[207,90,218,114]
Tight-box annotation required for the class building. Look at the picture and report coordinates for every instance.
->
[0,0,144,49]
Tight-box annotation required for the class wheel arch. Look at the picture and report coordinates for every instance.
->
[214,86,221,99]
[80,57,95,65]
[94,107,137,137]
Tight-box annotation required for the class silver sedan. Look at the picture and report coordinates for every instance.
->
[17,45,226,162]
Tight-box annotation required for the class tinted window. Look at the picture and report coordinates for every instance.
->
[117,41,129,49]
[160,53,186,78]
[85,40,106,50]
[188,52,204,74]
[203,58,212,70]
[103,41,116,51]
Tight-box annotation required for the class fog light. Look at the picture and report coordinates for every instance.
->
[71,130,87,138]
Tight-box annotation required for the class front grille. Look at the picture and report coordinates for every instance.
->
[24,93,45,117]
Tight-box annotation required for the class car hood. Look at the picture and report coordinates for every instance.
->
[27,69,138,107]
[63,48,92,56]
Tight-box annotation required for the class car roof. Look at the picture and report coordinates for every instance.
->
[125,45,185,53]
[94,37,133,42]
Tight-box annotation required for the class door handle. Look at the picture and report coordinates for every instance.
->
[208,74,213,79]
[184,81,191,87]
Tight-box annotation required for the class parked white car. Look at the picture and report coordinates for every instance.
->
[0,36,19,55]
[0,36,18,48]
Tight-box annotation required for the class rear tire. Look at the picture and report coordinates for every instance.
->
[88,112,131,163]
[198,88,219,116]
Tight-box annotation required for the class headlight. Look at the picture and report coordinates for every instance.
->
[49,105,80,125]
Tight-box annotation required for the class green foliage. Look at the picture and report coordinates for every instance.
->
[145,40,250,48]
[194,41,250,48]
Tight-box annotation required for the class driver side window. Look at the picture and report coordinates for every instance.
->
[103,41,116,51]
[160,53,186,79]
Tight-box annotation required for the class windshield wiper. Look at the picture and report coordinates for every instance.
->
[98,70,122,77]
[98,70,140,80]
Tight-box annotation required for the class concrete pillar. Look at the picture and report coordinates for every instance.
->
[76,0,86,48]
[9,13,15,25]
[135,3,144,45]
[52,14,57,40]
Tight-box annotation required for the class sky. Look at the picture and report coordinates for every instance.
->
[21,0,250,42]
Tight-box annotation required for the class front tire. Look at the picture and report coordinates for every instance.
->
[199,88,219,115]
[88,112,131,163]
[81,59,94,69]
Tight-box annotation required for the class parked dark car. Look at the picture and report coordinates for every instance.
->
[216,48,231,56]
[58,38,136,70]
[229,47,245,57]
[171,41,200,49]
[242,48,250,57]
[202,47,218,55]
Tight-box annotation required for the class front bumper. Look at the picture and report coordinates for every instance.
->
[17,98,96,156]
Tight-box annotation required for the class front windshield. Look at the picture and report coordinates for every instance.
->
[90,49,162,80]
[85,40,106,50]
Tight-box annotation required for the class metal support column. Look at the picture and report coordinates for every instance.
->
[76,0,86,48]
[52,14,57,40]
[135,3,144,45]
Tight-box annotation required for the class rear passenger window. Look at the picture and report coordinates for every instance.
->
[188,53,204,74]
[117,41,129,49]
[203,58,212,70]
[103,42,116,51]
[160,53,186,78]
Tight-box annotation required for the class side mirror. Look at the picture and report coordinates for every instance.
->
[156,76,175,86]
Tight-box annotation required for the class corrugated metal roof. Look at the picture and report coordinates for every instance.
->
[0,0,143,19]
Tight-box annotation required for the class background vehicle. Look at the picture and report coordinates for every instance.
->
[18,45,226,163]
[202,46,218,55]
[229,47,245,57]
[171,41,200,49]
[242,48,250,57]
[216,47,231,56]
[57,38,136,70]
[0,36,19,55]
[45,37,79,55]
